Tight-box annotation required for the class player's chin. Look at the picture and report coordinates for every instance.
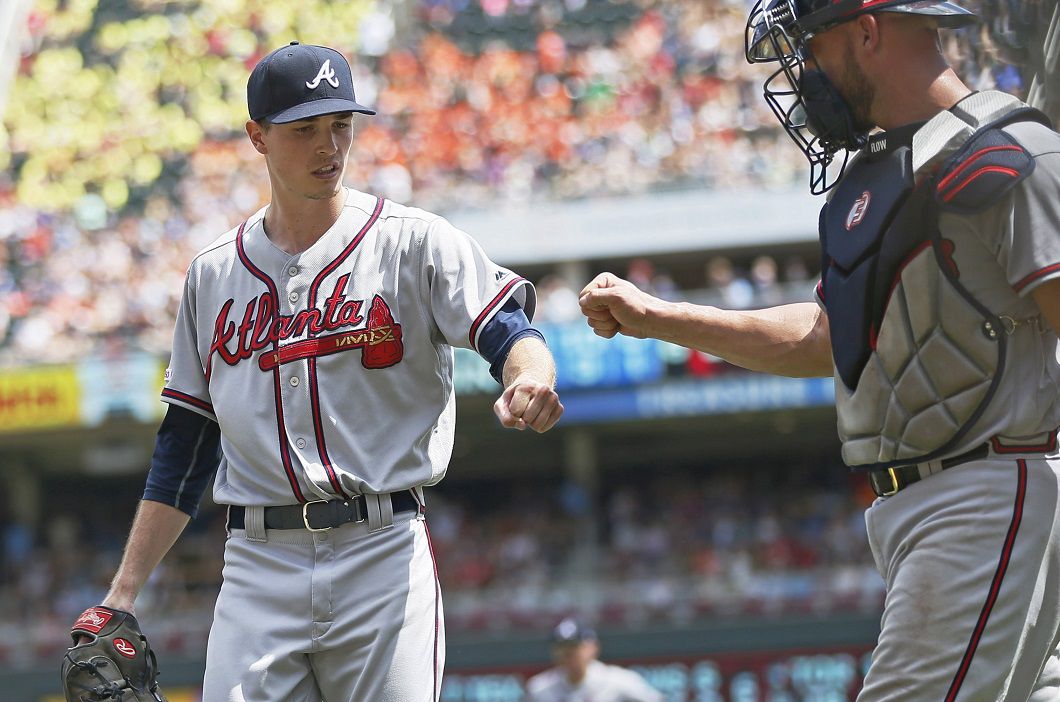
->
[304,172,345,197]
[304,183,344,200]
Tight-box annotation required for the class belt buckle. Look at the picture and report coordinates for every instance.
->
[882,467,900,497]
[302,500,333,532]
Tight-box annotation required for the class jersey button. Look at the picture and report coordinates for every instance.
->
[289,291,299,303]
[289,376,299,387]
[288,266,299,276]
[295,438,307,449]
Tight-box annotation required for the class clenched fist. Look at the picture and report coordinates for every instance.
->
[578,272,667,339]
[494,378,563,432]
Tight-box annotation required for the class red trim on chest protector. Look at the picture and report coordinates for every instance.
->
[936,145,1024,191]
[941,166,1020,203]
[990,431,1058,455]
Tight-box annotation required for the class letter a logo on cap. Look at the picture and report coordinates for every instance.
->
[306,59,340,90]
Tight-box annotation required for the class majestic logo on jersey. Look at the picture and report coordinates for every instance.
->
[208,275,403,375]
[845,191,872,230]
[306,60,340,90]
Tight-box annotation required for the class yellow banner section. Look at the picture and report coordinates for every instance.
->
[0,366,80,432]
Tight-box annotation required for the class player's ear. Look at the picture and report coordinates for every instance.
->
[854,13,881,54]
[246,120,269,155]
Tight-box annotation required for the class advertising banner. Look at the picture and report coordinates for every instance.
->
[0,366,80,432]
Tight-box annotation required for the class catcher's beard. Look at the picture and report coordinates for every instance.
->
[834,40,876,135]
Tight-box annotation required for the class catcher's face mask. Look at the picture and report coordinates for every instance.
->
[745,0,868,194]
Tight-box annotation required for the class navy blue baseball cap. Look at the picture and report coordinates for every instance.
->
[248,42,376,124]
[551,618,596,645]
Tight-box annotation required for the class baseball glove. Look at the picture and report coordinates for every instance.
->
[61,606,167,702]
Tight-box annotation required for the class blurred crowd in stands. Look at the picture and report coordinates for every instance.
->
[0,459,881,667]
[0,0,1045,366]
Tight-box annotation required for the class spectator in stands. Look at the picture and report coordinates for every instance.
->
[535,274,581,323]
[704,256,753,309]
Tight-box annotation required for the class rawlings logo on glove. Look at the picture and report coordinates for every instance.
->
[61,606,167,701]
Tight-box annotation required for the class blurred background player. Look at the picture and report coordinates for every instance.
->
[523,618,663,702]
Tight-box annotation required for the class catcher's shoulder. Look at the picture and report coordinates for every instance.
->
[1000,117,1060,158]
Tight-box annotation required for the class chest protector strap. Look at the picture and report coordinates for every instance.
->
[819,94,1049,471]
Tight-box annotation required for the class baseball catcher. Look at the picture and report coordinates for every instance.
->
[61,606,167,702]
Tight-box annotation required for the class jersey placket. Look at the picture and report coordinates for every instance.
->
[277,256,344,500]
[302,196,384,499]
[235,222,307,503]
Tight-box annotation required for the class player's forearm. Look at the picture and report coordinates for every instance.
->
[655,301,834,377]
[104,499,191,610]
[1031,277,1060,337]
[501,336,557,388]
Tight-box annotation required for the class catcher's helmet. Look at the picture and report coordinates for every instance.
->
[745,0,978,193]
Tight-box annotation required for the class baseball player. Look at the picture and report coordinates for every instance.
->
[72,42,562,702]
[580,2,1060,699]
[522,619,664,702]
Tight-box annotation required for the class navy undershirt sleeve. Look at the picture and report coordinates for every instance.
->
[478,298,546,383]
[143,404,222,518]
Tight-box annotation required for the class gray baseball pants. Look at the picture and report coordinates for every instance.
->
[202,510,443,701]
[859,454,1060,701]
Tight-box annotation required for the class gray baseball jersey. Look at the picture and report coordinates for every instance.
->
[161,187,535,506]
[523,661,664,702]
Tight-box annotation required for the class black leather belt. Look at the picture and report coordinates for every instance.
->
[868,444,990,497]
[227,491,420,531]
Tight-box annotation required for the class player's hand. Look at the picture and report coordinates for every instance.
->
[579,272,666,340]
[73,596,136,645]
[495,378,563,433]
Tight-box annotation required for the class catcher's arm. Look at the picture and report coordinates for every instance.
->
[579,273,833,378]
[1031,278,1060,337]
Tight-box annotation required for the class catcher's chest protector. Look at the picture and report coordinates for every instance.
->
[819,93,1050,470]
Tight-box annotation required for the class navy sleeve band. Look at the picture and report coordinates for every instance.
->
[143,404,221,518]
[478,298,547,383]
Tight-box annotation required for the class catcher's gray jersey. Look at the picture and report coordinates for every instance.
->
[161,188,535,506]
